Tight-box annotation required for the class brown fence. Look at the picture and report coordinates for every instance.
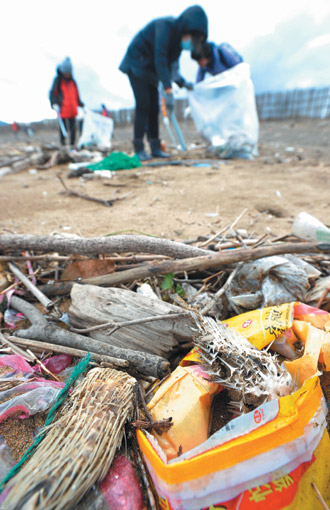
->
[110,87,330,126]
[256,87,330,120]
[2,87,329,134]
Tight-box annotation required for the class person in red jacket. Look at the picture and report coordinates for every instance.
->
[49,57,84,146]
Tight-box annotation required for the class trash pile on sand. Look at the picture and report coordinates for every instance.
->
[0,211,329,509]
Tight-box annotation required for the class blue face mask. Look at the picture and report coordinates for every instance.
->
[181,39,194,51]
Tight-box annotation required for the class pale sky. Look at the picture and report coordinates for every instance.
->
[1,0,330,122]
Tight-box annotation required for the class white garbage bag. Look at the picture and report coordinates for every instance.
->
[78,110,114,149]
[189,63,259,158]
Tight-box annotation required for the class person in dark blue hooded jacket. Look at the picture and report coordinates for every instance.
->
[192,42,243,82]
[119,5,208,160]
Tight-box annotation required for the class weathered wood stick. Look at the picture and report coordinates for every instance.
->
[0,156,26,168]
[10,296,170,379]
[82,242,329,287]
[0,254,169,262]
[70,312,189,334]
[0,234,209,258]
[0,333,35,362]
[8,262,58,313]
[58,173,131,207]
[0,255,70,262]
[8,336,129,368]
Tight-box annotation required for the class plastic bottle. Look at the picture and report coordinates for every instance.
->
[292,212,330,243]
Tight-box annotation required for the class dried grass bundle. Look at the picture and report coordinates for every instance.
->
[195,316,292,413]
[4,367,136,510]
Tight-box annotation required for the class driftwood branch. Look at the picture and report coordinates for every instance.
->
[0,333,35,362]
[8,262,58,314]
[10,295,170,379]
[70,312,189,334]
[0,234,209,258]
[58,174,130,207]
[0,254,169,263]
[81,241,329,287]
[8,336,129,368]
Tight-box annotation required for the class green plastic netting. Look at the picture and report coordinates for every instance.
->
[87,152,142,171]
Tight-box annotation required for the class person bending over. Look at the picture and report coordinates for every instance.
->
[119,5,208,160]
[192,41,243,83]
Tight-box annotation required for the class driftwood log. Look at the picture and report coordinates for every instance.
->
[10,296,169,378]
[8,336,129,368]
[0,234,209,258]
[68,284,195,358]
[81,241,329,287]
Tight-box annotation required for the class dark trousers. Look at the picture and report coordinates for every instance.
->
[129,74,159,140]
[59,117,76,145]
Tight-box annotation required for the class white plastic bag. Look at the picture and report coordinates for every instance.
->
[189,63,259,158]
[78,110,114,149]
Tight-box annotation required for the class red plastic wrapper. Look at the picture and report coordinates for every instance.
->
[34,354,72,375]
[76,454,144,510]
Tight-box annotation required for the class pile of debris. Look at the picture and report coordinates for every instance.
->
[0,144,107,179]
[0,212,329,509]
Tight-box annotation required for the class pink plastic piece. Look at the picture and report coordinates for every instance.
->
[100,455,144,510]
[35,355,72,375]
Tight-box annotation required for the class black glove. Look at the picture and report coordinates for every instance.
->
[184,81,194,91]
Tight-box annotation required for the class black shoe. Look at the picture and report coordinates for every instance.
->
[150,139,170,158]
[134,138,152,161]
[137,150,152,161]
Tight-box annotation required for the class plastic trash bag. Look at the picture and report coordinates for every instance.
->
[188,63,259,158]
[78,110,114,149]
[227,255,319,312]
[0,436,15,479]
[0,355,65,423]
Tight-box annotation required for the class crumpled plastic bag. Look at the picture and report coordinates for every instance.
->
[0,355,67,423]
[74,454,144,510]
[188,63,259,158]
[0,436,15,479]
[227,255,320,312]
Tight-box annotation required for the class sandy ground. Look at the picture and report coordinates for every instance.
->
[1,119,330,240]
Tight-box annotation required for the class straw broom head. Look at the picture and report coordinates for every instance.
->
[4,367,136,510]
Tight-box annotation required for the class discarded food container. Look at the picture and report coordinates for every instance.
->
[148,364,220,461]
[138,375,329,509]
[137,303,330,509]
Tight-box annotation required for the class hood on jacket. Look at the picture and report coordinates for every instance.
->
[176,5,208,40]
[58,57,73,75]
